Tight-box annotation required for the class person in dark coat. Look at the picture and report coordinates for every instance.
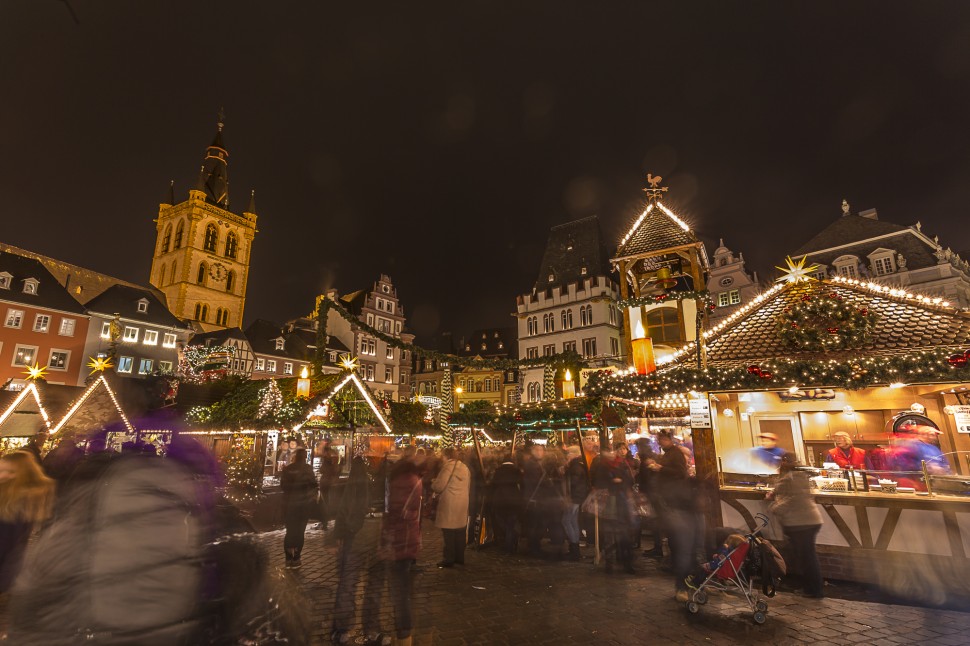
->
[647,431,697,601]
[521,444,547,557]
[280,448,317,567]
[488,455,523,554]
[602,442,636,574]
[330,456,372,644]
[0,451,54,592]
[562,446,589,560]
[768,453,824,598]
[317,443,341,528]
[42,433,85,492]
[363,456,423,646]
[637,438,665,558]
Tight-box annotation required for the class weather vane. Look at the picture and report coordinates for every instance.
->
[643,173,668,202]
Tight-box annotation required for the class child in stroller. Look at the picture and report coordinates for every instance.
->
[682,513,777,624]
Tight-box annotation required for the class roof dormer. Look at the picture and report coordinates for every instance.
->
[22,277,39,294]
[0,272,11,290]
[136,298,150,313]
[274,337,285,351]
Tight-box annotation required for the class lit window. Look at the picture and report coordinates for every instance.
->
[385,367,393,383]
[718,292,730,307]
[284,362,293,375]
[100,322,111,339]
[12,345,37,366]
[256,357,265,371]
[23,279,38,294]
[873,256,895,276]
[159,361,173,372]
[59,318,76,336]
[366,314,374,326]
[366,365,375,381]
[162,333,177,348]
[138,359,154,375]
[730,290,741,305]
[0,272,11,289]
[117,356,134,373]
[143,330,159,345]
[498,342,504,350]
[386,347,395,360]
[328,352,336,363]
[5,309,24,328]
[267,359,277,372]
[610,337,619,358]
[275,338,285,351]
[33,314,50,333]
[123,326,139,342]
[137,299,149,313]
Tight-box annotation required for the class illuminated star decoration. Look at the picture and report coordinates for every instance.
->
[340,356,360,372]
[87,355,114,375]
[775,255,820,284]
[24,363,48,380]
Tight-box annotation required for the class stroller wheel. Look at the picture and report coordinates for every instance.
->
[755,599,768,612]
[695,590,708,605]
[686,601,700,614]
[753,610,767,625]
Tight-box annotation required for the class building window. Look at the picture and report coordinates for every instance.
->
[174,220,185,248]
[203,224,218,252]
[284,362,294,375]
[5,309,24,328]
[23,279,38,294]
[527,316,537,336]
[47,350,71,370]
[361,338,376,355]
[484,378,492,391]
[729,290,741,305]
[526,347,539,359]
[267,359,277,372]
[163,333,177,348]
[610,337,619,358]
[100,322,111,339]
[137,299,149,313]
[12,345,37,367]
[160,224,172,253]
[395,321,402,334]
[224,232,238,259]
[385,367,393,383]
[216,308,229,326]
[33,314,50,333]
[256,357,265,371]
[58,318,75,336]
[873,256,895,276]
[561,310,573,330]
[159,361,173,373]
[646,308,682,344]
[0,272,11,289]
[365,365,375,381]
[138,359,154,375]
[527,382,541,403]
[117,356,134,373]
[197,262,207,285]
[718,292,730,307]
[542,344,555,357]
[275,338,285,350]
[195,303,209,322]
[388,302,395,314]
[123,326,139,342]
[609,305,617,326]
[226,271,235,293]
[562,341,576,354]
[582,338,597,358]
[143,330,158,345]
[386,347,395,360]
[543,313,554,333]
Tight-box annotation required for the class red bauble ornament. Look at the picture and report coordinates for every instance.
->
[747,365,762,375]
[827,327,839,334]
[859,308,869,316]
[801,295,812,302]
[759,371,774,380]
[948,354,968,368]
[584,412,593,421]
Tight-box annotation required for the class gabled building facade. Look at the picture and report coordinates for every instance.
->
[245,319,313,380]
[791,201,970,309]
[149,114,258,332]
[707,238,761,324]
[186,327,256,378]
[455,328,519,407]
[0,252,90,388]
[516,216,623,402]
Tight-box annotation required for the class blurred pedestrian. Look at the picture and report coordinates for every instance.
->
[432,447,471,568]
[21,431,48,466]
[363,456,423,646]
[647,431,697,601]
[768,453,824,598]
[562,445,588,561]
[489,454,523,554]
[602,442,636,574]
[318,443,340,529]
[42,432,85,491]
[331,456,372,644]
[0,451,54,592]
[280,448,317,568]
[522,443,547,557]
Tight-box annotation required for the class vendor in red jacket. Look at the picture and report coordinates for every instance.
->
[826,432,867,469]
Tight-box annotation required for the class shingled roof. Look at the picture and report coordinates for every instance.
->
[674,279,970,368]
[613,201,700,260]
[534,216,612,291]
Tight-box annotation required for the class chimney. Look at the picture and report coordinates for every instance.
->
[859,208,878,220]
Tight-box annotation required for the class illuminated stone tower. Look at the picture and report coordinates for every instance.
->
[149,112,257,332]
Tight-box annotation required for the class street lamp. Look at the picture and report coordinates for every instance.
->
[455,385,463,410]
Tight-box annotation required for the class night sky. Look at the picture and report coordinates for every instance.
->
[3,2,970,343]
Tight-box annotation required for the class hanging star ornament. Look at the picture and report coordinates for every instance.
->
[87,355,114,375]
[24,363,47,380]
[340,356,360,372]
[776,255,820,284]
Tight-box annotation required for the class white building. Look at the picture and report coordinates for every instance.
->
[707,238,761,324]
[516,217,624,402]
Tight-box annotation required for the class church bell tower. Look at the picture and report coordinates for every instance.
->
[149,112,258,332]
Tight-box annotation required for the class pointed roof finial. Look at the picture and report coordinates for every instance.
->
[643,173,668,203]
[217,106,225,132]
[842,198,850,216]
[247,189,257,214]
[166,179,175,205]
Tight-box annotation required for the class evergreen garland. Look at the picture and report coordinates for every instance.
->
[776,292,879,351]
[617,290,714,309]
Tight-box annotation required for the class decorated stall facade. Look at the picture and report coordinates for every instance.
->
[588,268,970,602]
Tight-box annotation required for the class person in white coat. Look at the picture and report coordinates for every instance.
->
[432,447,471,568]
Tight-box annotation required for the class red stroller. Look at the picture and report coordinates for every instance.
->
[685,513,778,624]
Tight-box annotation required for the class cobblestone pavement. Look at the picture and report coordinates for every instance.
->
[260,519,970,646]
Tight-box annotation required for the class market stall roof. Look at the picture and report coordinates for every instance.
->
[670,278,970,369]
[612,199,702,261]
[0,384,51,438]
[50,375,135,437]
[296,372,392,434]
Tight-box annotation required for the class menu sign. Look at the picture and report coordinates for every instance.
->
[689,398,712,428]
[953,405,970,434]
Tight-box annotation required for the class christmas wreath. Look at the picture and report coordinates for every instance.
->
[776,292,879,351]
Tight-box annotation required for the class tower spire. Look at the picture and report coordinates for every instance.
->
[196,109,230,208]
[246,189,257,214]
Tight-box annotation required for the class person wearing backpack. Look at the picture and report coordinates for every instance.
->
[280,448,317,568]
